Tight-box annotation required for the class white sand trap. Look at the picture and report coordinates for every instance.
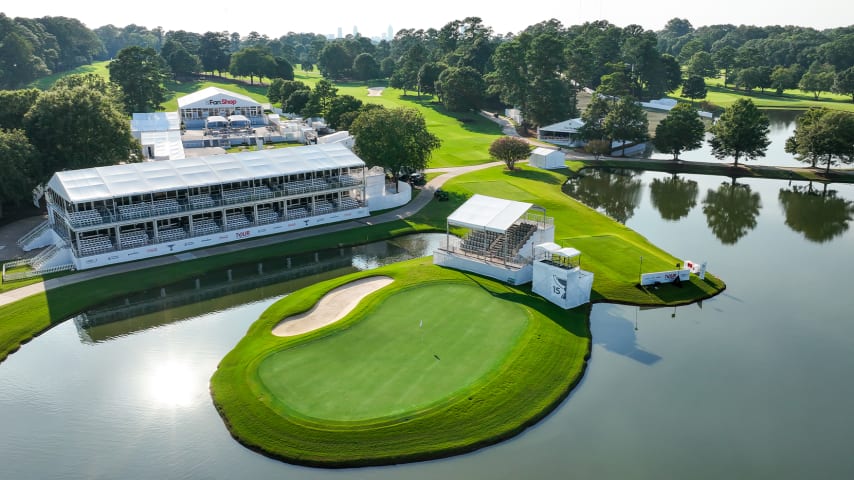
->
[367,87,385,97]
[272,276,393,337]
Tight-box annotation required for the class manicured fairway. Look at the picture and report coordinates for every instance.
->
[258,283,529,422]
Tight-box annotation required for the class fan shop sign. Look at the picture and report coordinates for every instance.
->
[640,269,690,286]
[208,98,238,105]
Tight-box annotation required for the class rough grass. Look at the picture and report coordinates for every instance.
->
[210,259,591,467]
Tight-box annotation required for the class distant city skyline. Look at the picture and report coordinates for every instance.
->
[2,1,852,39]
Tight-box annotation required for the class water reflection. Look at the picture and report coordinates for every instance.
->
[778,183,854,243]
[701,179,762,245]
[74,233,447,343]
[649,175,699,221]
[563,169,644,223]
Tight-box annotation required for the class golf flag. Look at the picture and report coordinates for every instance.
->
[419,320,423,328]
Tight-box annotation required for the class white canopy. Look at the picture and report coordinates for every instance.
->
[535,242,562,253]
[206,115,227,125]
[538,118,584,133]
[228,115,250,124]
[556,247,581,259]
[131,112,180,133]
[48,143,364,204]
[178,87,260,110]
[447,194,533,233]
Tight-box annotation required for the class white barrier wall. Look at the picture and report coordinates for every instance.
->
[532,261,594,309]
[640,269,690,286]
[365,175,411,212]
[433,250,533,286]
[73,207,369,270]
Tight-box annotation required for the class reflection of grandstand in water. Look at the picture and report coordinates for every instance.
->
[73,233,447,343]
[74,249,358,344]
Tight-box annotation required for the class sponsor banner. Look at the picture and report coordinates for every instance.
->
[640,269,690,286]
[683,259,708,280]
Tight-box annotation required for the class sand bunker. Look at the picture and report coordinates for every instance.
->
[272,276,394,337]
[367,87,385,97]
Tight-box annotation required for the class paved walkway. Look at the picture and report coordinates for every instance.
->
[0,161,504,308]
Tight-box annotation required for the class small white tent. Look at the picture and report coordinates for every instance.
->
[529,147,565,170]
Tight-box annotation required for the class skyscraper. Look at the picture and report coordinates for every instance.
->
[388,25,394,40]
[337,27,342,39]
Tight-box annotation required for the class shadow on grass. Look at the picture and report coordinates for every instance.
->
[504,168,564,185]
[460,271,589,338]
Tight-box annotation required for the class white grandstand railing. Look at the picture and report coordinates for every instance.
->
[30,245,61,270]
[54,178,366,230]
[2,263,74,282]
[16,221,49,248]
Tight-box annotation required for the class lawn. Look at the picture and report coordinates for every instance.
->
[674,75,854,112]
[210,259,590,466]
[405,164,725,304]
[257,282,528,422]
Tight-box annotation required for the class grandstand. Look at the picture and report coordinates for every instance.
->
[434,194,555,286]
[44,143,372,270]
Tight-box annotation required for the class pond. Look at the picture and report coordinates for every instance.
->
[2,171,854,478]
[648,109,803,167]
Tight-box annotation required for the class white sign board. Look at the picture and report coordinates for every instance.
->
[640,269,690,286]
[532,260,593,309]
[684,259,707,280]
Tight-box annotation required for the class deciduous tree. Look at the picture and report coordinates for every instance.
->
[653,103,705,160]
[488,136,531,171]
[108,46,169,113]
[604,97,649,156]
[708,98,770,167]
[351,107,440,192]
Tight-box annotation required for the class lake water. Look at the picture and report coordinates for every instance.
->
[2,172,854,476]
[649,109,803,167]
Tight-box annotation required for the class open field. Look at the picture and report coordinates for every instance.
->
[674,75,854,112]
[210,259,590,466]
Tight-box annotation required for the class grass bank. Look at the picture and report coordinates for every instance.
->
[407,164,725,305]
[210,259,591,467]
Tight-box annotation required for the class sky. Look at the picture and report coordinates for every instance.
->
[2,1,853,39]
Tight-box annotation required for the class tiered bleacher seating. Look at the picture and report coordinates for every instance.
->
[333,174,361,187]
[68,209,103,227]
[119,230,150,249]
[335,197,361,210]
[313,199,334,215]
[251,186,274,199]
[188,194,215,209]
[118,202,152,220]
[219,188,254,205]
[157,227,187,242]
[78,235,114,256]
[256,207,279,224]
[152,199,180,215]
[286,206,309,219]
[285,178,327,195]
[225,212,251,230]
[461,230,499,255]
[193,218,221,235]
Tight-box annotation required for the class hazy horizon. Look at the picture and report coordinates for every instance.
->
[2,1,853,39]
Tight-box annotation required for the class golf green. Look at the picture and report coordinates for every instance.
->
[257,283,529,422]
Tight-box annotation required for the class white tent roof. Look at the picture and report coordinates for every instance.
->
[206,115,227,124]
[538,118,584,133]
[530,147,562,158]
[557,247,581,258]
[447,194,533,233]
[130,112,181,133]
[140,130,186,161]
[228,114,250,123]
[535,242,562,253]
[177,87,260,109]
[48,143,364,204]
